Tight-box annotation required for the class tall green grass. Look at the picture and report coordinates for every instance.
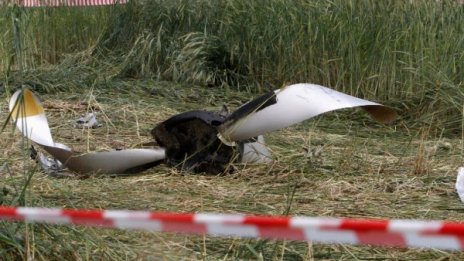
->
[1,0,464,130]
[94,0,464,97]
[0,4,114,73]
[82,0,464,131]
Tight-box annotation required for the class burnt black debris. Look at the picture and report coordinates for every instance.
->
[151,110,235,174]
[222,91,276,133]
[150,93,277,174]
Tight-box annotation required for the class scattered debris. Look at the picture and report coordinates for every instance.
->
[29,145,75,177]
[74,113,102,129]
[151,110,233,174]
[151,110,272,173]
[9,83,397,175]
[303,146,324,159]
[9,89,165,175]
[239,135,273,164]
[456,167,464,202]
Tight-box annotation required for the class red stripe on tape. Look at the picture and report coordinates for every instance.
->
[62,209,113,227]
[0,206,18,217]
[439,223,464,235]
[339,219,389,232]
[150,212,195,223]
[0,206,22,221]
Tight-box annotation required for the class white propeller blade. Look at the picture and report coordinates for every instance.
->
[9,89,165,174]
[219,83,397,142]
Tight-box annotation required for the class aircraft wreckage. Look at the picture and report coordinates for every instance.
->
[8,83,397,175]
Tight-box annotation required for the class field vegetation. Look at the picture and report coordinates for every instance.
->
[1,0,464,260]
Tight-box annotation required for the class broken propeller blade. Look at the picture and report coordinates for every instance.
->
[219,83,398,142]
[9,88,166,175]
[9,84,396,175]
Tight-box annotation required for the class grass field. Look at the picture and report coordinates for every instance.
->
[2,0,464,260]
[2,81,464,260]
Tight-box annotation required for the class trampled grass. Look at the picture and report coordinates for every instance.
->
[1,81,464,260]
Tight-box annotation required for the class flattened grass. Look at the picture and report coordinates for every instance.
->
[1,81,464,260]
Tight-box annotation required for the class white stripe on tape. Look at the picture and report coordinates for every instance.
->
[303,228,358,244]
[17,207,70,225]
[388,220,443,233]
[290,217,342,228]
[403,233,462,250]
[194,213,244,224]
[207,224,258,238]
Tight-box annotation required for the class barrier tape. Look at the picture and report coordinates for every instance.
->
[1,206,463,250]
[8,0,128,7]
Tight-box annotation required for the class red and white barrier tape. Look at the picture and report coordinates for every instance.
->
[9,0,128,7]
[1,206,463,250]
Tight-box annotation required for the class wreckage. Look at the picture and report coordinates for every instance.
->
[8,83,397,175]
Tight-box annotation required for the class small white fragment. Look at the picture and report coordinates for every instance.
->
[74,113,102,129]
[35,150,67,177]
[33,143,70,176]
[240,135,273,164]
[455,167,464,202]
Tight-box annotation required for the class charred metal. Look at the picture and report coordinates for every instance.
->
[224,91,277,125]
[151,110,235,174]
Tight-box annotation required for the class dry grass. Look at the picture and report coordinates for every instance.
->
[1,81,464,260]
